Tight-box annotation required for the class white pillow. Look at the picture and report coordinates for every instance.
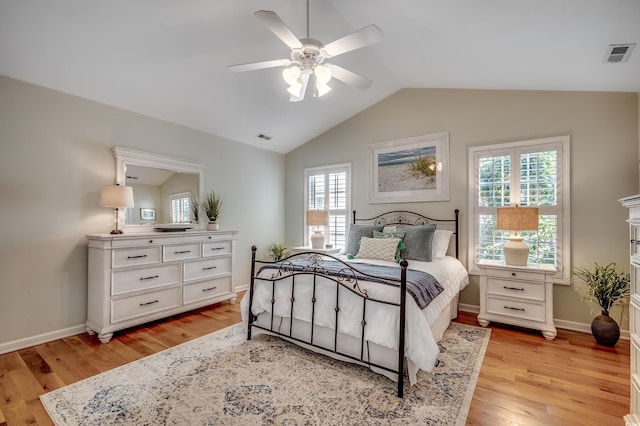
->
[382,225,398,233]
[355,236,401,262]
[432,230,453,258]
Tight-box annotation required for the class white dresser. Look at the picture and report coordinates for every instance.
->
[477,259,557,340]
[620,195,640,423]
[86,230,237,343]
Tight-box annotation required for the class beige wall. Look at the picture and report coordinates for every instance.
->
[285,88,639,328]
[0,76,285,348]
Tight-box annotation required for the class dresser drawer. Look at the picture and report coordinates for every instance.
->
[184,276,232,304]
[184,257,231,282]
[485,268,544,282]
[111,236,181,247]
[111,286,181,323]
[632,339,640,376]
[112,246,162,268]
[112,264,181,296]
[163,243,201,262]
[486,296,545,322]
[486,278,544,301]
[202,240,232,257]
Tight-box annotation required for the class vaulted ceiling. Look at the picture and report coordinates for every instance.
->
[1,1,639,153]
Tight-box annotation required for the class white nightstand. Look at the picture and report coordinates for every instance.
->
[477,259,557,340]
[291,246,341,255]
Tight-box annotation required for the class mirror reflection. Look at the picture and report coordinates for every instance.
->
[124,164,199,225]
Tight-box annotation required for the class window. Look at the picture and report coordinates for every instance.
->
[170,192,191,223]
[468,135,570,283]
[304,164,351,249]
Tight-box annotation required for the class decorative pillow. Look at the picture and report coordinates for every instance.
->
[345,224,385,256]
[432,230,453,258]
[355,237,402,262]
[373,230,406,262]
[382,225,398,233]
[397,224,437,262]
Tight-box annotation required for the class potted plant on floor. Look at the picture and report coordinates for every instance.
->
[267,242,290,261]
[202,190,222,231]
[573,262,629,346]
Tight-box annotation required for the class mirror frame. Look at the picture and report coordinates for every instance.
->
[113,147,206,232]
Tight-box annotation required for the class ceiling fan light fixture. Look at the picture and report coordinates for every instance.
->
[314,64,332,84]
[287,83,303,97]
[315,82,331,97]
[282,66,302,85]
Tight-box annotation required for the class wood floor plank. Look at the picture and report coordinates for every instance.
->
[0,296,631,425]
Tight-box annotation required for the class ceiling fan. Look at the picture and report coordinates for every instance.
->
[227,1,383,102]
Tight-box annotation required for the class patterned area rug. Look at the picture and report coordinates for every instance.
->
[40,322,490,425]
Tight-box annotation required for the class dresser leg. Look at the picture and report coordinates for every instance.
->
[541,327,557,340]
[477,316,489,327]
[98,332,113,343]
[229,297,237,304]
[85,326,96,335]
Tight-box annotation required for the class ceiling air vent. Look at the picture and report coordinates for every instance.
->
[603,44,635,63]
[256,133,272,141]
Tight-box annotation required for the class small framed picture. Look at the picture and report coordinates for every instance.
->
[140,208,156,220]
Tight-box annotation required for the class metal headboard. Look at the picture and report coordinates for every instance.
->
[352,209,460,259]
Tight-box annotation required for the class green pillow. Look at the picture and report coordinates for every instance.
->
[373,230,406,262]
[396,224,437,262]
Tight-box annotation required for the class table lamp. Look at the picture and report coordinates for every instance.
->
[497,205,539,266]
[100,184,135,234]
[306,210,329,249]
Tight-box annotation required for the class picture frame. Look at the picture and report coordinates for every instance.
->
[369,132,449,203]
[140,208,156,221]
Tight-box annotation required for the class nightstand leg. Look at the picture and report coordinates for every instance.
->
[477,316,489,327]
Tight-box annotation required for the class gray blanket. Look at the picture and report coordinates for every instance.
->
[259,259,443,309]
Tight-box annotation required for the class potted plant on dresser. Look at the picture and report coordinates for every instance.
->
[574,262,630,346]
[202,190,222,231]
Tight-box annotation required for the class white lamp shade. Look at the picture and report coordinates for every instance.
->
[100,185,134,208]
[306,210,329,226]
[496,206,539,231]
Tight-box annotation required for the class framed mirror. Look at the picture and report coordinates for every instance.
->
[113,147,205,231]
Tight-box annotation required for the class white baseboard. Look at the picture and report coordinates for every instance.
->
[0,324,86,355]
[458,303,629,339]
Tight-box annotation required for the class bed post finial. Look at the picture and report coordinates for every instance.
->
[352,210,357,224]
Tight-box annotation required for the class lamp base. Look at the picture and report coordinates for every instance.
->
[110,229,124,235]
[503,236,529,266]
[310,230,325,249]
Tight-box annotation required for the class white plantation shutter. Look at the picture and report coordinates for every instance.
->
[305,164,351,249]
[170,192,191,223]
[468,136,570,283]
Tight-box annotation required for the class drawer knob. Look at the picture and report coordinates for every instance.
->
[149,240,154,243]
[139,300,159,306]
[511,272,516,276]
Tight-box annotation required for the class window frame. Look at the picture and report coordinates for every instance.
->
[304,163,351,250]
[467,135,571,284]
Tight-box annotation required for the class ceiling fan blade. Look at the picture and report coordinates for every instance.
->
[228,59,291,73]
[327,64,372,89]
[255,10,304,50]
[322,24,383,57]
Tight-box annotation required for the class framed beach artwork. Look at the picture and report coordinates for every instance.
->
[140,208,156,220]
[369,132,449,203]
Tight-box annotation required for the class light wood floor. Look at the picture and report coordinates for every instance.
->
[0,295,630,425]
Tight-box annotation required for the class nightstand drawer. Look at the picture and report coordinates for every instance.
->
[485,268,545,282]
[486,296,545,322]
[486,278,544,301]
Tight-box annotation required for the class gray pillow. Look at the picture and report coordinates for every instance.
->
[345,224,385,256]
[397,224,437,262]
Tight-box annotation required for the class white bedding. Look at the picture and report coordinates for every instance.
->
[241,255,468,383]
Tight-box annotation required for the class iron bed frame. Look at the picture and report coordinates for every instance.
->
[247,209,460,398]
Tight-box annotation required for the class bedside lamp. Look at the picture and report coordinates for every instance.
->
[497,206,539,266]
[100,184,135,234]
[307,210,329,249]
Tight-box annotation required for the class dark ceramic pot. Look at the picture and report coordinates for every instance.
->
[591,310,620,347]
